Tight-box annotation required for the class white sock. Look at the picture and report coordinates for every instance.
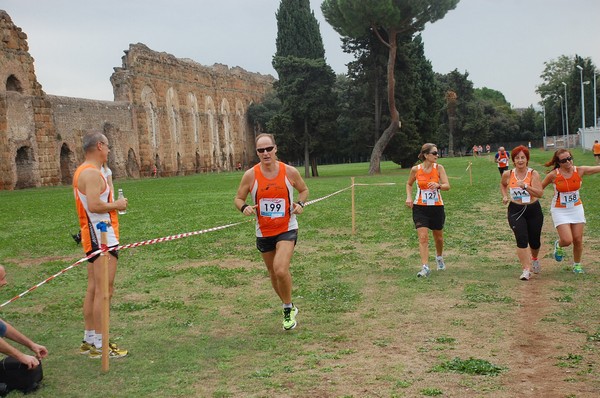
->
[436,255,443,260]
[94,334,103,349]
[422,264,429,269]
[84,330,95,344]
[283,303,293,309]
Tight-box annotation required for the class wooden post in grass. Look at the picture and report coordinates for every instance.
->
[466,162,473,186]
[351,177,356,235]
[96,221,110,372]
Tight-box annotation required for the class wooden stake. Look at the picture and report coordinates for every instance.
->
[466,162,473,186]
[351,177,356,235]
[96,221,110,373]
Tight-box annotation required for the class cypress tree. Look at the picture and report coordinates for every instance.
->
[274,0,325,60]
[272,0,337,178]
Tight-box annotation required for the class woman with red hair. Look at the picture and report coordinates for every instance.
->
[541,149,600,273]
[500,145,544,280]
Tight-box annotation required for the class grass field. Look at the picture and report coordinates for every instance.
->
[1,149,599,397]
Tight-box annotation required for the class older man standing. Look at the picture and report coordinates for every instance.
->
[73,132,128,358]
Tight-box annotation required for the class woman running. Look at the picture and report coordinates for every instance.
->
[541,149,600,273]
[405,143,450,277]
[500,146,544,281]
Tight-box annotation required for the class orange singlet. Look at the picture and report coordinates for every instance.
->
[552,166,582,209]
[251,162,298,237]
[497,152,509,168]
[73,164,120,253]
[413,163,443,206]
[508,168,534,203]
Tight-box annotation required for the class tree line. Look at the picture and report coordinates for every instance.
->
[249,0,598,175]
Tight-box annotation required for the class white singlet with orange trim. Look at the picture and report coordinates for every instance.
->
[73,164,120,253]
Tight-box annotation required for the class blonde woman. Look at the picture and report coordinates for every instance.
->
[405,143,450,277]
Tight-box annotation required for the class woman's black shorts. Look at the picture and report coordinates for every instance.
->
[412,205,445,230]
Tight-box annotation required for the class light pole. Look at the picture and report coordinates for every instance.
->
[594,71,598,130]
[559,95,565,138]
[577,65,586,150]
[543,104,547,149]
[562,82,569,148]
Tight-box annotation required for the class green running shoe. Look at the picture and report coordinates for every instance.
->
[572,264,584,274]
[282,306,298,330]
[554,240,565,262]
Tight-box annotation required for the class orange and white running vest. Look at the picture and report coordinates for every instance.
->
[251,162,298,237]
[497,152,509,168]
[73,164,120,253]
[413,163,443,206]
[552,167,582,209]
[508,168,534,203]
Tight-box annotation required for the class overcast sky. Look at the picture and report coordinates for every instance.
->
[2,0,598,108]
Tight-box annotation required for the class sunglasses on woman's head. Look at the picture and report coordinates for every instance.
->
[558,156,573,164]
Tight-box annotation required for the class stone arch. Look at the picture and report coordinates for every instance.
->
[220,98,233,170]
[176,152,183,175]
[235,99,246,166]
[126,148,140,178]
[141,85,159,149]
[15,146,36,189]
[187,92,200,144]
[205,96,219,171]
[59,143,76,185]
[155,154,161,176]
[195,151,201,173]
[6,75,23,93]
[166,87,180,145]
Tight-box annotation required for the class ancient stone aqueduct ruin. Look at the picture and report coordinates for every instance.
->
[0,10,274,190]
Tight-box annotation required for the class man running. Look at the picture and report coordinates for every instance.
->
[234,133,308,330]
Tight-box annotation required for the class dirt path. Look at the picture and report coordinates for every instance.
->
[506,215,599,397]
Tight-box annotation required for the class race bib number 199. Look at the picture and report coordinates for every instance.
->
[260,198,285,218]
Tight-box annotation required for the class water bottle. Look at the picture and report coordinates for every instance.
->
[117,188,127,215]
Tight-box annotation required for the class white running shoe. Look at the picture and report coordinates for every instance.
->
[519,270,531,281]
[436,257,446,271]
[532,259,541,274]
[417,265,430,278]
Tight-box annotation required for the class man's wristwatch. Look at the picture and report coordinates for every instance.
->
[297,201,305,208]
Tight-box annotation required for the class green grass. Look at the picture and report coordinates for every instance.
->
[1,151,599,397]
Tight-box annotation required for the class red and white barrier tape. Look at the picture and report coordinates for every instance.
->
[1,186,353,308]
[0,220,249,308]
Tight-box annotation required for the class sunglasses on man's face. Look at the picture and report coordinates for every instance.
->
[256,146,275,153]
[558,156,573,164]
